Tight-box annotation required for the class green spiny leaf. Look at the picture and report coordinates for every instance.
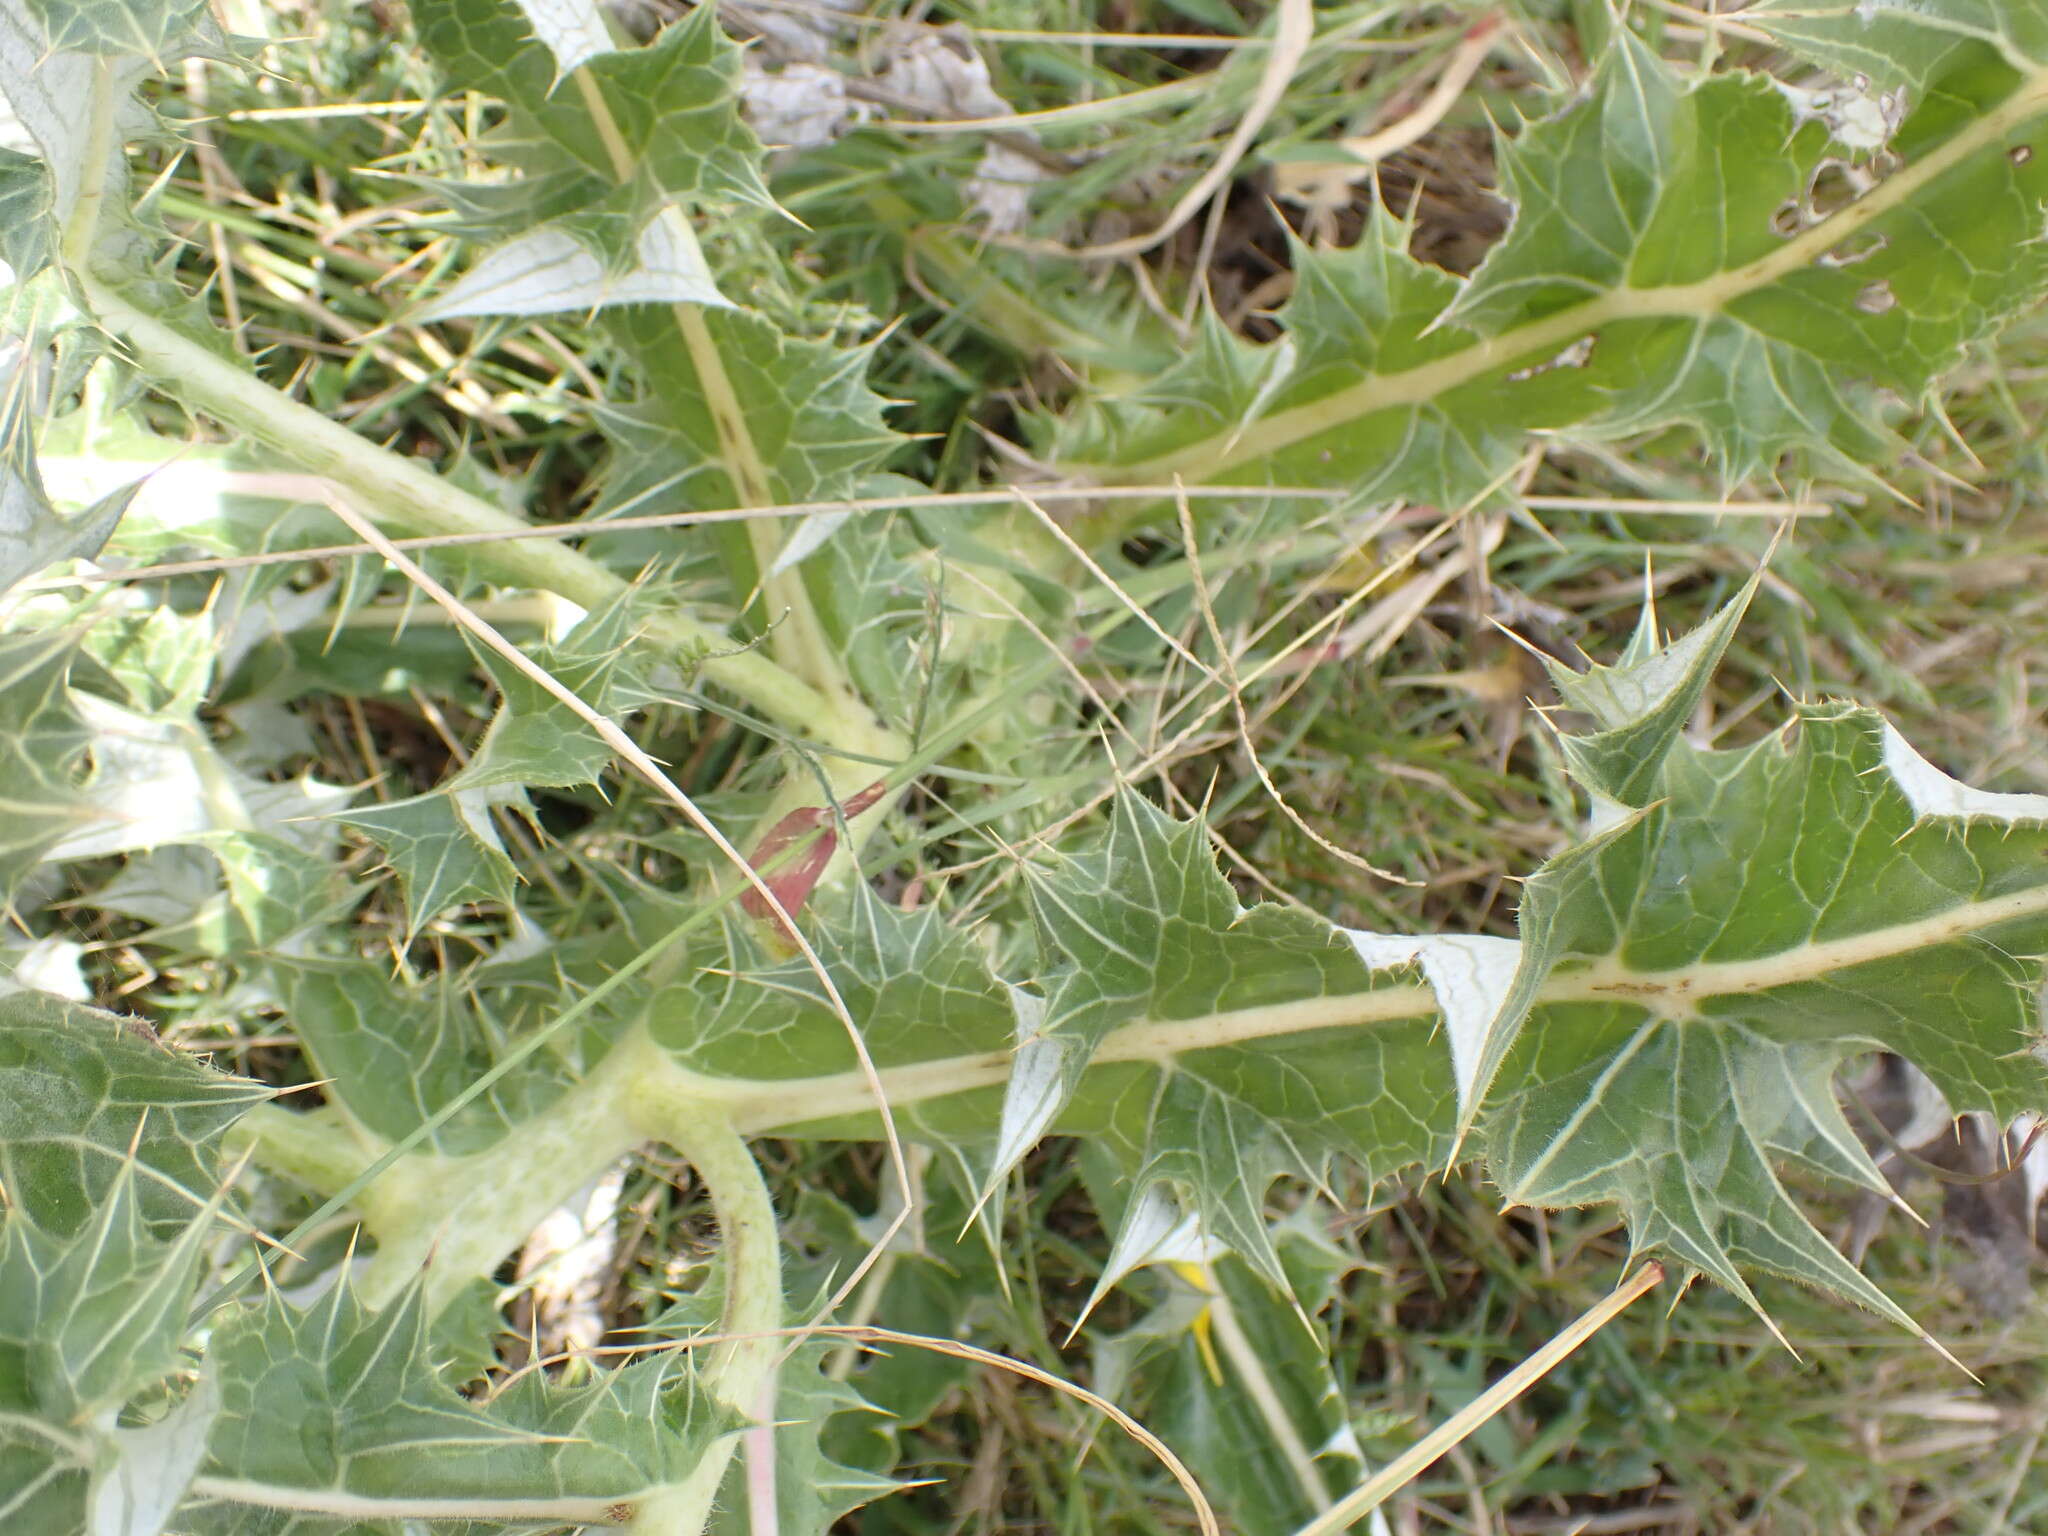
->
[0,991,270,1239]
[712,1337,903,1536]
[277,959,574,1157]
[1537,570,1760,809]
[330,787,521,941]
[0,387,135,596]
[1086,1200,1363,1533]
[0,1160,211,1424]
[191,1276,732,1525]
[411,0,771,222]
[649,881,1020,1175]
[1067,22,2048,499]
[601,308,903,516]
[1010,794,1458,1285]
[1747,0,2048,93]
[0,149,53,280]
[1479,619,2048,1322]
[22,0,209,59]
[640,1268,900,1536]
[450,593,659,792]
[647,824,1463,1291]
[0,6,152,231]
[0,628,98,891]
[0,1165,219,1535]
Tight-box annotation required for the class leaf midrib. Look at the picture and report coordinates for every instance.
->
[1083,65,2048,487]
[185,1476,633,1522]
[721,878,2048,1133]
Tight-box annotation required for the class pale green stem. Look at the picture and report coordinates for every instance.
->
[51,25,860,749]
[568,68,849,706]
[226,1103,379,1201]
[671,297,844,697]
[350,1033,656,1311]
[237,1024,782,1531]
[61,58,119,271]
[563,58,904,891]
[72,271,885,748]
[626,1064,784,1536]
[234,1028,782,1534]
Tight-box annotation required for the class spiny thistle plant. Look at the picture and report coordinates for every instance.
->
[2,0,2048,1531]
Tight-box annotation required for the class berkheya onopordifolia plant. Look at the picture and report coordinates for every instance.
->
[2,0,2048,1531]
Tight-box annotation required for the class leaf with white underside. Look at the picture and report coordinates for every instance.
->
[90,1370,219,1536]
[1476,608,2048,1324]
[1343,932,1520,1119]
[0,5,151,230]
[416,212,728,321]
[509,0,615,77]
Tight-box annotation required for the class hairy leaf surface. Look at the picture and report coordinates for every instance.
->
[0,991,269,1239]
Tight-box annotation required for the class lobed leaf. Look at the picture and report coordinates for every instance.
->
[0,628,101,891]
[328,789,521,944]
[1484,697,2048,1323]
[600,309,903,518]
[22,0,209,59]
[1062,20,2048,502]
[277,960,574,1158]
[0,427,135,598]
[0,990,269,1240]
[0,1164,221,1534]
[628,588,2048,1324]
[185,1276,732,1529]
[410,0,770,294]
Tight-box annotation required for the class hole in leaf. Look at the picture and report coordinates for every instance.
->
[1771,200,1804,237]
[1505,334,1597,382]
[2013,144,2036,167]
[1823,232,1887,266]
[1807,159,1868,216]
[1855,280,1896,315]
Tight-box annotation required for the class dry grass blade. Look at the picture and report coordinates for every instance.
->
[1010,0,1314,260]
[27,485,1339,589]
[1176,488,1414,885]
[1520,495,1834,518]
[1338,13,1502,164]
[1295,1263,1667,1536]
